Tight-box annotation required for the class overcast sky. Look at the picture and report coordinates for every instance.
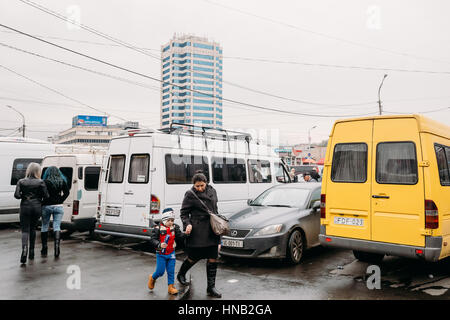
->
[0,0,449,145]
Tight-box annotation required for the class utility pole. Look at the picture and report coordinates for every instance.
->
[6,105,26,137]
[308,125,317,151]
[378,74,388,115]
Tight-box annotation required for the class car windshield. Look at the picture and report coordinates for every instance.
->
[251,187,310,208]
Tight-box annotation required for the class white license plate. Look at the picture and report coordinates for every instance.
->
[105,208,121,216]
[222,239,244,248]
[334,217,364,226]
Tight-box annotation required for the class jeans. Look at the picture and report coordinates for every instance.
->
[41,205,64,232]
[152,253,176,285]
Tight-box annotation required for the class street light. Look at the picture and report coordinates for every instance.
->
[6,105,26,137]
[378,74,388,115]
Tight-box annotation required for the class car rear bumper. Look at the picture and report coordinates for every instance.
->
[219,234,288,259]
[94,222,153,240]
[319,232,442,262]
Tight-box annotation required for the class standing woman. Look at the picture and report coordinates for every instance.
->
[14,162,49,264]
[177,171,222,298]
[41,166,70,258]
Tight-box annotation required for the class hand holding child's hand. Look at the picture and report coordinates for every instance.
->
[160,243,168,249]
[185,224,193,235]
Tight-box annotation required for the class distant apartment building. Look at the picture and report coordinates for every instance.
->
[160,34,223,129]
[49,115,139,146]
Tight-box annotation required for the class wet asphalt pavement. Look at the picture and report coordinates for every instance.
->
[1,223,449,300]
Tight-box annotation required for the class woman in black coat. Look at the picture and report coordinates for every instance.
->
[177,171,222,298]
[14,162,49,264]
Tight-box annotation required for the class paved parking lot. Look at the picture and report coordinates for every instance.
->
[1,224,449,300]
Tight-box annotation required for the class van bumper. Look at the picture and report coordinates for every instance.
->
[319,231,442,262]
[94,222,152,240]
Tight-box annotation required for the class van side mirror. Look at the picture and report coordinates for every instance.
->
[312,201,320,210]
[247,199,253,206]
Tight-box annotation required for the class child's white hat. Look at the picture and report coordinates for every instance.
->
[161,208,175,222]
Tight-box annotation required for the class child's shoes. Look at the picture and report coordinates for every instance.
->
[168,284,178,295]
[148,275,156,290]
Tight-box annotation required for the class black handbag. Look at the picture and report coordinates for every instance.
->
[189,190,229,236]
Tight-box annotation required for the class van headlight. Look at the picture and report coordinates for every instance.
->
[253,224,283,236]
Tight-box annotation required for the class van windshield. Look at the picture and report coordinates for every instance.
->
[251,187,310,208]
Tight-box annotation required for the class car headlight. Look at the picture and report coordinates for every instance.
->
[253,224,283,236]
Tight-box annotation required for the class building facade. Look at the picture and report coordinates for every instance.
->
[160,34,223,129]
[49,115,139,146]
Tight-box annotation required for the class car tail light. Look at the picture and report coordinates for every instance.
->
[151,194,160,214]
[320,194,326,219]
[425,200,438,229]
[73,200,79,216]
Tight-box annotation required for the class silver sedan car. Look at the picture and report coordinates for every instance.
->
[220,182,322,264]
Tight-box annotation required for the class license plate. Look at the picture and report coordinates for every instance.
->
[105,208,121,216]
[222,239,244,248]
[334,217,364,226]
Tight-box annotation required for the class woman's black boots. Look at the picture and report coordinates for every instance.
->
[177,258,197,286]
[41,231,48,257]
[54,231,61,258]
[20,245,28,264]
[28,230,36,260]
[206,261,222,298]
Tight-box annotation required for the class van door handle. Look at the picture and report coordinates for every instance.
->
[124,191,134,195]
[372,195,390,199]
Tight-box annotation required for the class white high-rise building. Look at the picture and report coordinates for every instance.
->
[160,34,223,129]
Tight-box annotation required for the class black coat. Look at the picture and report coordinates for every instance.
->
[42,180,70,206]
[180,185,221,248]
[14,177,49,216]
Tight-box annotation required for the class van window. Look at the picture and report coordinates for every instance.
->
[212,157,246,183]
[129,154,150,184]
[331,143,367,183]
[10,158,42,185]
[248,160,272,183]
[165,154,209,184]
[108,155,126,183]
[376,142,418,185]
[434,144,450,186]
[41,167,73,190]
[84,167,101,190]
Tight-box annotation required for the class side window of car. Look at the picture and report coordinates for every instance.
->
[309,188,321,208]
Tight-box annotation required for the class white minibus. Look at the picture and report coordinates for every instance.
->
[95,125,291,240]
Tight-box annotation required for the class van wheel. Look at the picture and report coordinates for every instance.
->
[60,230,74,239]
[353,250,384,264]
[286,230,304,265]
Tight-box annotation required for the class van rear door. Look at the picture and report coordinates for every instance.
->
[371,118,425,247]
[325,120,373,240]
[122,137,152,227]
[103,138,129,225]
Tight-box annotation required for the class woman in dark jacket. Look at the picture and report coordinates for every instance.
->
[177,171,222,298]
[41,166,70,258]
[14,162,49,264]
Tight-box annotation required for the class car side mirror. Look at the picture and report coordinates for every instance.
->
[312,201,320,210]
[247,199,253,205]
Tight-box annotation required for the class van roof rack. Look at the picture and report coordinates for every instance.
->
[55,145,107,155]
[164,122,253,153]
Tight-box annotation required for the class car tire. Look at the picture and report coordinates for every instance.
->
[286,230,304,264]
[353,250,384,264]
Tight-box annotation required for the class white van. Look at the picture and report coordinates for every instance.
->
[95,126,291,240]
[41,146,106,234]
[0,137,56,223]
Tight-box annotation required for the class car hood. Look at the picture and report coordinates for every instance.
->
[227,206,301,229]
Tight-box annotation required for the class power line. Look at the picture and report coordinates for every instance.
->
[0,23,377,118]
[202,0,450,66]
[0,63,130,122]
[225,56,450,76]
[15,0,379,109]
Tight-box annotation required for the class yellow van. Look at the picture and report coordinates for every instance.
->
[319,114,450,262]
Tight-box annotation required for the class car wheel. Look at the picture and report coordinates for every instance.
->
[286,230,304,264]
[353,250,384,264]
